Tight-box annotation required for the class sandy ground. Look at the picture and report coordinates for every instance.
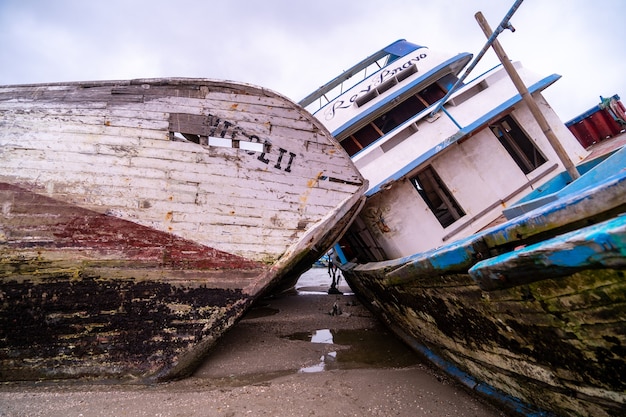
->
[0,269,506,417]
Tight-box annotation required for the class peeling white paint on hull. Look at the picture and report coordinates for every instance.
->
[0,78,367,381]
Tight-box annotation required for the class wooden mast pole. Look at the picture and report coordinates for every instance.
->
[475,11,580,181]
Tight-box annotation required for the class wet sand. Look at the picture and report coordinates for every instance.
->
[0,268,505,416]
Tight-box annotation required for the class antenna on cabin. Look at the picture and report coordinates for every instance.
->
[429,0,524,118]
[474,10,580,181]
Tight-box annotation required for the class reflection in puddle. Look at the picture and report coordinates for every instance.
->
[310,329,333,344]
[289,328,419,373]
[300,351,337,373]
[297,329,335,373]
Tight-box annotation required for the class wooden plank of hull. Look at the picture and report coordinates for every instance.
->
[469,216,626,288]
[0,78,367,381]
[343,240,626,416]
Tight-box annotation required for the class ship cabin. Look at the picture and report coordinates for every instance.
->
[301,39,588,262]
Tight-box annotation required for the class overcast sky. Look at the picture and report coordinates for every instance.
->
[1,0,624,122]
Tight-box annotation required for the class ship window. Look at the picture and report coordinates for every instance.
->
[342,95,427,156]
[436,73,459,93]
[489,115,546,174]
[410,166,465,228]
[340,77,452,156]
[341,74,456,156]
[345,123,380,155]
[417,84,446,105]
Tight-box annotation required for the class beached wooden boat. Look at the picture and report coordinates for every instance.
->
[0,78,366,381]
[341,158,626,417]
[301,8,625,416]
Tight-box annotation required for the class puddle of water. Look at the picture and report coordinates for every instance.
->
[287,328,420,373]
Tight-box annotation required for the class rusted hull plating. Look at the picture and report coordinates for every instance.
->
[0,79,367,381]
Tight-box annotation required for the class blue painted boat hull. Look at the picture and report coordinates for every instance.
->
[338,169,626,416]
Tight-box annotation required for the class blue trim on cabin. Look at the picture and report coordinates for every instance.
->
[331,52,473,139]
[365,73,562,197]
[299,39,423,108]
[384,39,424,61]
[347,62,505,161]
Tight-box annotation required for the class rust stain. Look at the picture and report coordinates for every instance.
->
[230,103,239,110]
[306,172,324,188]
[165,211,173,221]
[301,172,324,212]
[366,206,391,234]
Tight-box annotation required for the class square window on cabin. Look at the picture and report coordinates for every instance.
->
[489,115,547,174]
[410,166,465,228]
[343,124,381,156]
[338,74,458,157]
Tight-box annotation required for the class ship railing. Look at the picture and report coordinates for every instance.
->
[300,56,391,115]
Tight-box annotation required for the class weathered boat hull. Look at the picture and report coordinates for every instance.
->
[338,169,626,416]
[0,78,366,381]
[298,18,623,413]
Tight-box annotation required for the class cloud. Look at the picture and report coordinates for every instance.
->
[0,0,624,120]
